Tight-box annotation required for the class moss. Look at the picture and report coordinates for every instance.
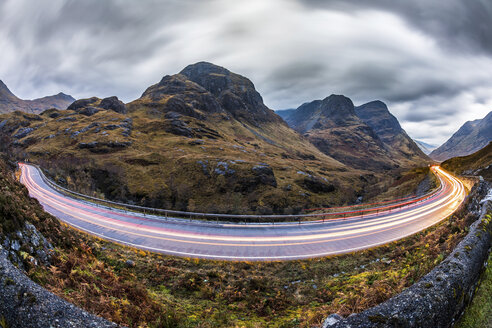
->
[0,316,9,328]
[424,282,434,289]
[368,314,387,323]
[3,277,14,286]
[455,252,492,328]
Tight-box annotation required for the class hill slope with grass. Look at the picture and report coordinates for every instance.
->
[0,63,382,214]
[441,141,492,182]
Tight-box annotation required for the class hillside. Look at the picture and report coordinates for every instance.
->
[441,141,492,182]
[0,63,375,214]
[285,96,429,170]
[0,80,74,114]
[430,111,492,161]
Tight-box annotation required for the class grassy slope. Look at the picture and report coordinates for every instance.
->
[455,245,492,328]
[1,107,372,215]
[442,145,492,328]
[442,142,492,182]
[0,152,480,327]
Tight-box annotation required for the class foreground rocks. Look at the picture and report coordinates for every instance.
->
[0,248,118,328]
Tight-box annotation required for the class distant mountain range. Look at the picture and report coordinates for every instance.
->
[414,140,437,155]
[430,111,492,161]
[278,97,429,170]
[0,80,74,114]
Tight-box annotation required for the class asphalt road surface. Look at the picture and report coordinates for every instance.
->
[20,164,466,261]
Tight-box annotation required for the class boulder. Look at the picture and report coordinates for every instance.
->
[99,96,127,114]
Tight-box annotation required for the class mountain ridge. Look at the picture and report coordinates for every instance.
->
[284,95,429,170]
[0,79,75,114]
[430,111,492,161]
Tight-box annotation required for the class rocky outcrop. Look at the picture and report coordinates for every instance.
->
[0,80,74,114]
[67,96,127,116]
[78,141,132,153]
[430,111,492,161]
[323,182,492,328]
[132,62,284,127]
[99,96,127,114]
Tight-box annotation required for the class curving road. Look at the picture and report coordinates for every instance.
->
[19,164,466,261]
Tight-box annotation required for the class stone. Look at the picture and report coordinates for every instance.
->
[99,96,127,114]
[323,314,343,327]
[13,127,34,139]
[252,165,277,187]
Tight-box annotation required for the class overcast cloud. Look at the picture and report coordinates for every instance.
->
[1,0,491,145]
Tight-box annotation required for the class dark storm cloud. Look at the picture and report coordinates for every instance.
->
[298,0,492,55]
[0,0,491,145]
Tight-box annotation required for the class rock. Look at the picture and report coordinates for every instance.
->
[166,118,193,137]
[189,139,204,145]
[215,161,235,175]
[164,111,182,120]
[11,240,20,251]
[296,175,335,194]
[197,160,210,176]
[78,141,132,153]
[323,314,343,327]
[99,96,127,114]
[56,116,77,122]
[78,106,100,117]
[125,260,135,268]
[252,165,277,187]
[67,97,99,111]
[13,127,34,139]
[103,124,120,130]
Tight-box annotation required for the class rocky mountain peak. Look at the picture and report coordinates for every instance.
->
[319,95,357,123]
[137,62,282,126]
[180,61,231,80]
[355,100,403,137]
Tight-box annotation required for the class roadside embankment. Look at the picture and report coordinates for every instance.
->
[0,247,118,328]
[323,181,491,328]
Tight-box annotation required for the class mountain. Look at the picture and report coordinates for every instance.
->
[430,111,492,161]
[414,140,437,155]
[441,141,492,182]
[275,109,296,121]
[285,96,428,170]
[1,62,369,214]
[354,100,429,166]
[0,80,74,114]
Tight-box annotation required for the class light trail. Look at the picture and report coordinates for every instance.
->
[19,164,466,260]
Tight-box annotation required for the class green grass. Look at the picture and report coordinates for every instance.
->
[455,250,492,328]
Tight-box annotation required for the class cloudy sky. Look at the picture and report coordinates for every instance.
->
[1,0,492,145]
